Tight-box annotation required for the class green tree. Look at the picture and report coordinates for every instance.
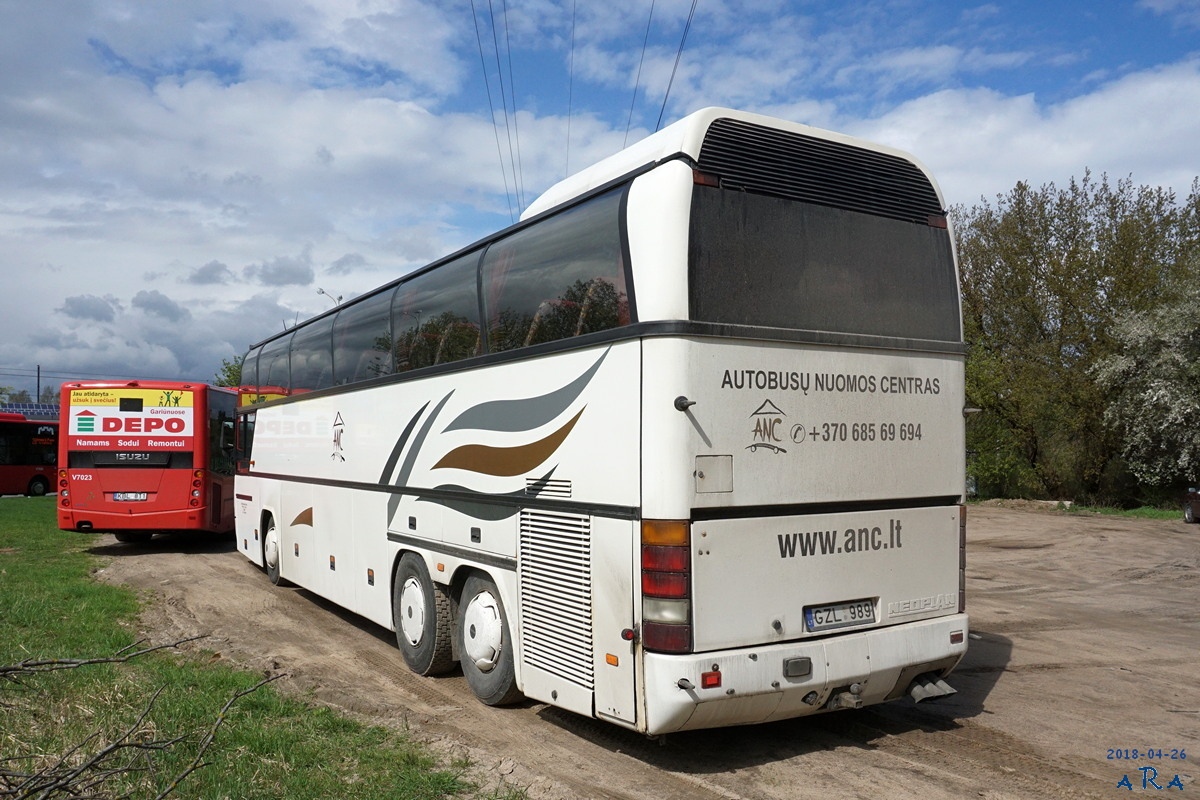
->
[213,356,243,387]
[955,172,1195,502]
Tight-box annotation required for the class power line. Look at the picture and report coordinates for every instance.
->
[0,367,211,384]
[565,0,577,178]
[487,0,522,216]
[470,0,516,223]
[625,0,657,148]
[656,0,700,132]
[501,0,526,211]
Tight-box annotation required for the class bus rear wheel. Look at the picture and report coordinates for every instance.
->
[26,477,49,497]
[457,574,523,706]
[393,554,455,676]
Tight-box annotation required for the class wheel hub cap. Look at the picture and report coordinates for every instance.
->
[399,577,427,647]
[462,590,503,671]
[264,528,279,569]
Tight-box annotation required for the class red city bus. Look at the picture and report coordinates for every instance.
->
[57,381,237,542]
[0,412,58,496]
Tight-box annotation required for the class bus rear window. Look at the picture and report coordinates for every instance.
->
[688,185,960,343]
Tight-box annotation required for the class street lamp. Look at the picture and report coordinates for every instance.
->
[317,287,342,307]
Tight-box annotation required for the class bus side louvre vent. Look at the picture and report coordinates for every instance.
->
[697,117,944,224]
[518,510,594,690]
[525,478,572,498]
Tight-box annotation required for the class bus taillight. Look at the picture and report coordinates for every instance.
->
[641,519,692,654]
[189,470,204,505]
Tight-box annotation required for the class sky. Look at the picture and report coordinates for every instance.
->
[1,0,1198,400]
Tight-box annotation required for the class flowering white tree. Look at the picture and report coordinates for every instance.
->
[1095,272,1200,486]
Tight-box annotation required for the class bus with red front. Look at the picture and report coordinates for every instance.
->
[57,381,237,542]
[0,412,58,496]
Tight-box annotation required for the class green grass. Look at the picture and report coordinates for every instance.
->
[971,498,1184,521]
[1066,504,1182,520]
[0,497,526,799]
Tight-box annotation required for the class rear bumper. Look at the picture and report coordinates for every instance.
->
[57,506,220,533]
[641,613,967,734]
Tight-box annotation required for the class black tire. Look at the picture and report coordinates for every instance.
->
[393,554,455,676]
[262,518,287,586]
[457,574,523,706]
[26,476,49,497]
[1185,504,1196,524]
[114,531,152,544]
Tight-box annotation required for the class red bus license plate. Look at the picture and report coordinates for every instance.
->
[113,492,148,502]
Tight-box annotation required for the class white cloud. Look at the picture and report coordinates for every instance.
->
[856,59,1200,207]
[1140,0,1200,28]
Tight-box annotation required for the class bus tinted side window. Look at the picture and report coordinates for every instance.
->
[0,424,12,465]
[392,253,481,372]
[289,314,335,392]
[241,345,262,392]
[332,290,394,385]
[258,334,293,392]
[482,187,630,353]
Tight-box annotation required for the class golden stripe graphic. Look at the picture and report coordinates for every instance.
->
[292,507,314,527]
[432,408,584,477]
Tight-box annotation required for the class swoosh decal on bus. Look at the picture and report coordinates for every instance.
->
[386,392,453,524]
[398,391,454,486]
[415,468,558,522]
[381,350,606,529]
[431,408,584,477]
[292,507,314,527]
[442,348,608,433]
[378,401,430,484]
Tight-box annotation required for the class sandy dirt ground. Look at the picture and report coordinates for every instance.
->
[93,503,1198,799]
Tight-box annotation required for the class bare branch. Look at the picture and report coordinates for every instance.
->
[153,673,285,800]
[0,637,207,684]
[1,640,286,800]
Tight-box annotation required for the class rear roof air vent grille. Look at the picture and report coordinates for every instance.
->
[697,117,944,223]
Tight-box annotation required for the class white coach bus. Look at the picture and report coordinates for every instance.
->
[234,107,968,735]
